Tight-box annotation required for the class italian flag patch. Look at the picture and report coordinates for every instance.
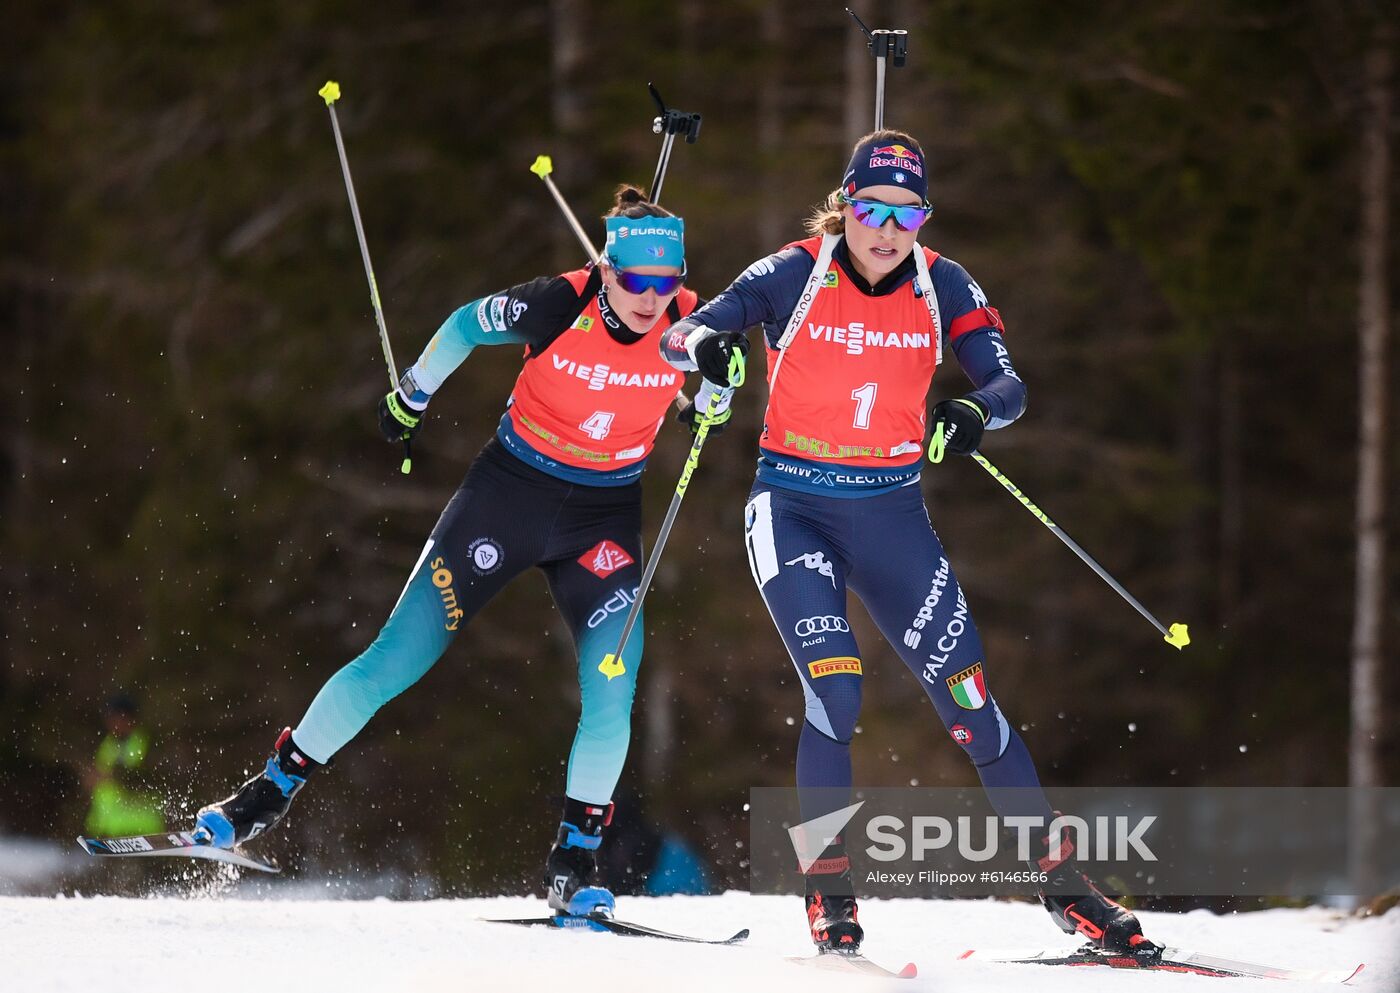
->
[945,662,987,710]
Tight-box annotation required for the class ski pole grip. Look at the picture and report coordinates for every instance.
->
[728,350,746,388]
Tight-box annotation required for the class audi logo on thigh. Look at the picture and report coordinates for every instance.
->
[794,615,850,637]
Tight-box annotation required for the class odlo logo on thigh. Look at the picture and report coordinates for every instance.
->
[430,557,464,631]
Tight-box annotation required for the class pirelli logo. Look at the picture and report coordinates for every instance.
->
[808,656,862,678]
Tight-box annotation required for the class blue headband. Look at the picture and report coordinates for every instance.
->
[842,137,928,202]
[604,215,685,270]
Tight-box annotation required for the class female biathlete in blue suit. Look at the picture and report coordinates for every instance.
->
[194,187,729,916]
[664,132,1153,955]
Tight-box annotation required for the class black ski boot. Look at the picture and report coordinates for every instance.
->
[544,798,616,917]
[194,727,321,848]
[1034,822,1154,953]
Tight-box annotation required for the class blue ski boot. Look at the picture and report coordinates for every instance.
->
[544,798,616,917]
[194,727,321,848]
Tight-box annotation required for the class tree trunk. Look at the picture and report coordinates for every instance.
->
[1348,20,1391,902]
[756,2,785,249]
[549,0,590,269]
[845,11,873,144]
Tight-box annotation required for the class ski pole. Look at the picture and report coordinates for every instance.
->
[597,350,746,681]
[847,8,908,129]
[963,448,1190,650]
[529,155,603,262]
[596,87,712,680]
[318,81,412,475]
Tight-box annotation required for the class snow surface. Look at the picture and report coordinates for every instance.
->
[2,891,1394,993]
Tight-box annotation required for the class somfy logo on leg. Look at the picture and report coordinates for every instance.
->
[788,801,865,874]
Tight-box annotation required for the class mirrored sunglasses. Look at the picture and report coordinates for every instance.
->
[842,194,932,232]
[609,263,686,296]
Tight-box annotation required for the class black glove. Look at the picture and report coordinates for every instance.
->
[378,388,426,443]
[691,330,749,386]
[676,395,731,436]
[928,397,988,461]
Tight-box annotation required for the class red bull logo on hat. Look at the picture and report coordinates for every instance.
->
[868,143,924,177]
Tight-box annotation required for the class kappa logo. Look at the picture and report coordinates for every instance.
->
[468,538,503,576]
[580,539,634,579]
[785,551,836,588]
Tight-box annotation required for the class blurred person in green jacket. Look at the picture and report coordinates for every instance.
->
[83,694,164,836]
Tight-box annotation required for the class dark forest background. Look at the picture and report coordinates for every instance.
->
[1,0,1395,895]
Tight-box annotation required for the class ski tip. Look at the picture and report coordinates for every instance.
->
[957,949,975,960]
[1343,963,1365,985]
[727,928,751,944]
[897,962,918,979]
[76,836,97,855]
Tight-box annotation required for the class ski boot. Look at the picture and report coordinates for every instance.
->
[1034,820,1155,954]
[802,835,862,953]
[193,727,321,848]
[544,798,616,918]
[807,889,863,953]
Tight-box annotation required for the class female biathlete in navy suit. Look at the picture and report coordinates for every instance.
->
[194,187,728,917]
[665,132,1153,955]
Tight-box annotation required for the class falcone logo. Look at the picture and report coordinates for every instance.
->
[788,801,865,874]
